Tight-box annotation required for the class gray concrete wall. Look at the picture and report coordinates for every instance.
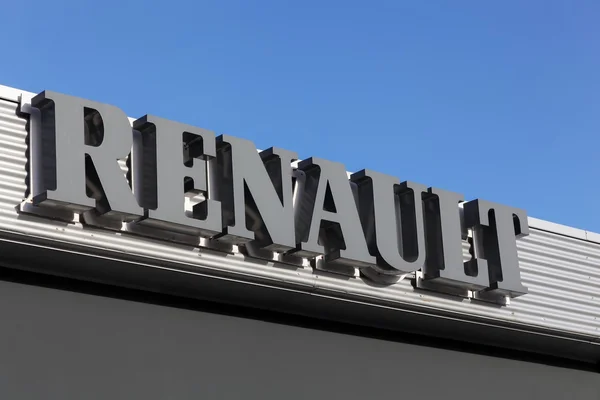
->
[0,278,597,400]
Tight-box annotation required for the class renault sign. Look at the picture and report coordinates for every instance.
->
[20,90,529,304]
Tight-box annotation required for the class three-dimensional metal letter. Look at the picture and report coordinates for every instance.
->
[133,115,222,237]
[422,188,489,290]
[294,158,375,268]
[30,91,142,221]
[214,135,298,251]
[463,199,529,298]
[351,169,427,275]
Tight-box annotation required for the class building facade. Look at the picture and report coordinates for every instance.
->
[0,84,598,399]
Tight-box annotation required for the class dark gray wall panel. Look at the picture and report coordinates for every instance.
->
[0,279,597,400]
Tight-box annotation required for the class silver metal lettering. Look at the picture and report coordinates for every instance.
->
[214,135,297,251]
[463,199,529,299]
[421,188,489,291]
[351,169,427,276]
[132,115,222,237]
[30,91,142,221]
[294,158,375,268]
[24,90,532,304]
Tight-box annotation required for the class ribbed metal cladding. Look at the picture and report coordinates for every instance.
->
[0,99,27,204]
[0,96,598,341]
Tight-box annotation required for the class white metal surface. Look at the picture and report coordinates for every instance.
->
[0,86,599,342]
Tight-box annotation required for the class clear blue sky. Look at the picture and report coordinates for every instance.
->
[1,1,599,231]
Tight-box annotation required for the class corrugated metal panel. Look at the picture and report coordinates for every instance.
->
[0,99,27,203]
[0,95,599,342]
